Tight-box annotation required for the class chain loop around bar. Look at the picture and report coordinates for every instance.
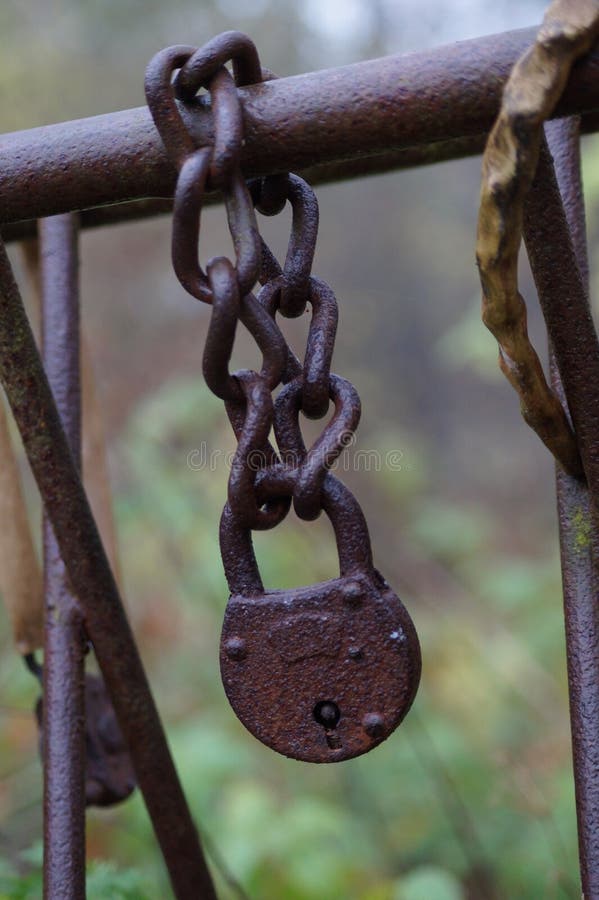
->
[144,44,199,171]
[174,30,263,99]
[146,43,261,303]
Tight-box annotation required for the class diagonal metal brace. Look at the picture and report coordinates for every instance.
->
[0,237,216,900]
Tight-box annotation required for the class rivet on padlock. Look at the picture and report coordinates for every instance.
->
[219,473,421,763]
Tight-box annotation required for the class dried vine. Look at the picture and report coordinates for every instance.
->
[476,0,599,476]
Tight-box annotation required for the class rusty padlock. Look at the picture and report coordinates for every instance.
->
[33,669,136,807]
[220,473,421,762]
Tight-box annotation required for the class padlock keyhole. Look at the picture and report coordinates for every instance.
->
[313,700,342,751]
[313,700,340,729]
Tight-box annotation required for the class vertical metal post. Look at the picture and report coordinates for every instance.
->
[524,119,599,897]
[39,214,86,899]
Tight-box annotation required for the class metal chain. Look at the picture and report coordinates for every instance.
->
[145,32,424,765]
[476,0,599,478]
[145,30,362,531]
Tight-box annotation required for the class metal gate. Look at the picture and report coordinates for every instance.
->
[0,10,598,899]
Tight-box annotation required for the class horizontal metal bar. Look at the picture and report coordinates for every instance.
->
[2,26,599,226]
[0,137,487,242]
[1,136,489,242]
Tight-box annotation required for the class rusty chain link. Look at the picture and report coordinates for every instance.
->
[476,0,599,477]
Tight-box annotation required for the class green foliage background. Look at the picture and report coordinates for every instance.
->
[1,0,598,897]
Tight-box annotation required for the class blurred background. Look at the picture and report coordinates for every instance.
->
[2,0,598,897]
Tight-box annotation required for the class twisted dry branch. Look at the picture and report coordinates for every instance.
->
[476,0,599,477]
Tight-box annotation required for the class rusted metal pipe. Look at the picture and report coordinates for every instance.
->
[0,238,216,900]
[525,118,599,898]
[39,213,87,900]
[2,26,599,225]
[0,138,486,244]
[3,119,599,246]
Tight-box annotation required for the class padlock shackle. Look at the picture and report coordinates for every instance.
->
[220,501,265,596]
[322,474,374,576]
[219,470,374,596]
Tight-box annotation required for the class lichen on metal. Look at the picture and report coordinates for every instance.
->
[476,0,599,476]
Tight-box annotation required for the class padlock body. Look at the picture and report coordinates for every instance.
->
[220,570,421,762]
